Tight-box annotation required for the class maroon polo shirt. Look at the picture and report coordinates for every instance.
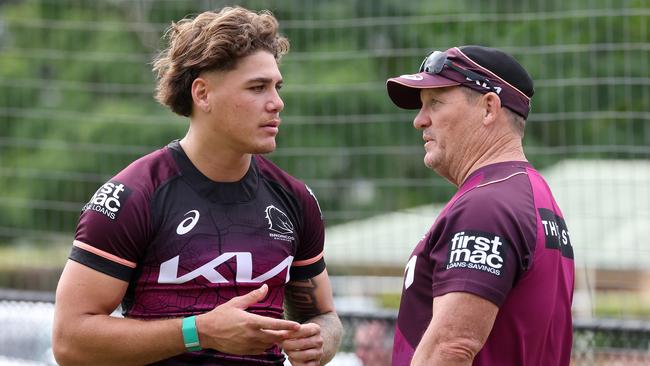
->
[393,161,574,366]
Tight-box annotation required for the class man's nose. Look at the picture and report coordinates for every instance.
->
[413,107,431,130]
[267,89,284,113]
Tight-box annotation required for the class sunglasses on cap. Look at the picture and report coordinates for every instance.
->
[419,51,502,95]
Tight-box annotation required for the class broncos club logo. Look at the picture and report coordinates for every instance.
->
[265,205,294,235]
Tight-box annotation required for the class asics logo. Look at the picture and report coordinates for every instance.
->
[176,210,200,235]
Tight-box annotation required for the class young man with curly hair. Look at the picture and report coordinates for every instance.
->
[53,7,342,365]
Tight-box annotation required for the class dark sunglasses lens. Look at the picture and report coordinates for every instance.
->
[420,51,446,74]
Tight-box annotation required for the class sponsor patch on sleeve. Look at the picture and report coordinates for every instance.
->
[538,208,573,259]
[82,180,132,220]
[445,230,508,276]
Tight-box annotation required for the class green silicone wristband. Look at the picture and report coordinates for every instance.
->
[182,316,202,352]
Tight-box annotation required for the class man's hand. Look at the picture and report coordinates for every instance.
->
[196,284,301,355]
[283,270,342,365]
[277,323,324,366]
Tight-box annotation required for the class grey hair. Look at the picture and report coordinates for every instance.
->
[460,87,525,137]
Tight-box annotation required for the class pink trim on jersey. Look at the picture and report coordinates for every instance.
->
[292,251,324,267]
[73,240,137,268]
[475,171,528,188]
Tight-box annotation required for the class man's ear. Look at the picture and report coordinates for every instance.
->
[481,92,502,126]
[191,77,211,114]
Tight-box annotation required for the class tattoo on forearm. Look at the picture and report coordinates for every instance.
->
[285,279,344,364]
[284,278,320,322]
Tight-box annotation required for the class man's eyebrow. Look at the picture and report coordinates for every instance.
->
[420,93,439,103]
[246,77,283,84]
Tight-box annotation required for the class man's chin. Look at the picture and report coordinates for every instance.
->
[251,143,276,155]
[423,155,438,170]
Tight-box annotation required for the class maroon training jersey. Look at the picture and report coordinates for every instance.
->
[393,161,574,366]
[70,140,326,365]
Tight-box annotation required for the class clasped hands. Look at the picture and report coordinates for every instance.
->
[195,284,324,366]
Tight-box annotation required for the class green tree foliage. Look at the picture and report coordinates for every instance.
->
[0,0,648,242]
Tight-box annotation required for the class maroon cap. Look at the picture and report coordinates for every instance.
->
[386,46,534,119]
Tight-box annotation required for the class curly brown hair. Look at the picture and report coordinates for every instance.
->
[152,7,290,117]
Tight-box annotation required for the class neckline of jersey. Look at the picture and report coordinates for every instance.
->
[167,140,260,203]
[460,160,532,189]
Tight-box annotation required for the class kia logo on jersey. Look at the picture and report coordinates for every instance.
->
[82,180,132,220]
[158,252,294,284]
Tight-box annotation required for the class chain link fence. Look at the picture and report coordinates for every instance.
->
[1,0,650,364]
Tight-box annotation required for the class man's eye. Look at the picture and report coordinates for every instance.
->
[251,85,265,91]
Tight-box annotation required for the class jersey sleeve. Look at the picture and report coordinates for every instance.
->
[428,185,535,306]
[70,178,153,282]
[289,184,326,281]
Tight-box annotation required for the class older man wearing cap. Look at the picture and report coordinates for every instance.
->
[386,45,574,365]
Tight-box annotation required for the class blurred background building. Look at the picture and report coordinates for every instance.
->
[0,0,649,365]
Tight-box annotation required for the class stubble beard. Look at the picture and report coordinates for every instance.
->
[250,138,277,155]
[424,147,451,181]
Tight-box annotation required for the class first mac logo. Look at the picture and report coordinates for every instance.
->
[83,180,132,220]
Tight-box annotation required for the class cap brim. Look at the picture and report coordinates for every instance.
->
[386,72,460,109]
